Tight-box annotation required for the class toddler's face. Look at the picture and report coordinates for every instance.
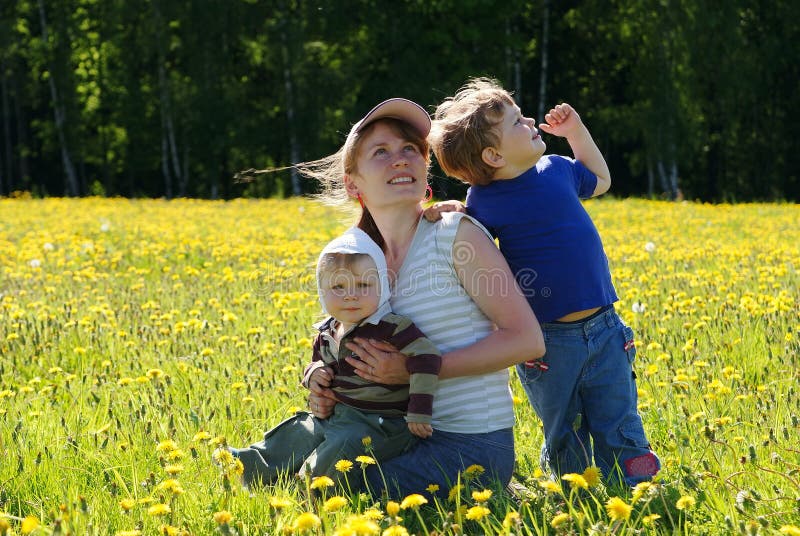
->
[319,255,381,326]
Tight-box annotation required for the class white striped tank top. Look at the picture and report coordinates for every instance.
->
[389,212,515,433]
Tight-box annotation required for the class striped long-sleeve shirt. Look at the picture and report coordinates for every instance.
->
[302,313,441,424]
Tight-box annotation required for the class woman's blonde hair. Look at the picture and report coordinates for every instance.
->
[239,117,430,249]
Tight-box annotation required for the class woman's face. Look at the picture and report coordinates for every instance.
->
[344,121,428,209]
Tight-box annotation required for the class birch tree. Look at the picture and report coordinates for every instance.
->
[37,0,79,195]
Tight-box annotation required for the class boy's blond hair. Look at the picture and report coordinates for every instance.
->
[431,78,515,186]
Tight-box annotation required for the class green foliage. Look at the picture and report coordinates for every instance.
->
[0,1,798,200]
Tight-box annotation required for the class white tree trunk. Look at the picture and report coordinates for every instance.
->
[537,0,550,123]
[153,0,181,198]
[38,0,79,196]
[281,28,301,196]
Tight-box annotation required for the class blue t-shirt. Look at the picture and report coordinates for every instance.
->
[466,154,617,323]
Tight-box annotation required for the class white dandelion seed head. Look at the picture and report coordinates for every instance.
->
[43,242,55,251]
[100,222,111,232]
[644,242,656,253]
[29,259,42,268]
[632,302,647,313]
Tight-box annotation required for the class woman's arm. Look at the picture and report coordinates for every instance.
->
[346,218,544,382]
[440,218,544,378]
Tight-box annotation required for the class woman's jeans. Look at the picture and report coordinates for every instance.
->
[365,427,515,499]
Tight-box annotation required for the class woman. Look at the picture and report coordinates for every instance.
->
[303,98,545,498]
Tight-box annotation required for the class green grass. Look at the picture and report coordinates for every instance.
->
[0,197,798,535]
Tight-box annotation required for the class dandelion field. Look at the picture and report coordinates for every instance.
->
[0,197,798,535]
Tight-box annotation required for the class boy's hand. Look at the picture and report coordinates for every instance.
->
[307,366,336,419]
[538,103,583,139]
[408,422,433,438]
[423,200,466,222]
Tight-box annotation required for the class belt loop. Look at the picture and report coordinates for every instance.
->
[605,307,616,328]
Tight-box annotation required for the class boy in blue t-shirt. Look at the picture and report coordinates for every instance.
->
[426,77,659,486]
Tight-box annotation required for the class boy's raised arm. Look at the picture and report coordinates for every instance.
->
[539,103,611,196]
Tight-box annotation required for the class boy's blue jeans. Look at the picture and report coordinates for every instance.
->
[516,306,660,486]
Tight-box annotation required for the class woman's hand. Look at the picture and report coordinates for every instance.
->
[344,338,410,384]
[307,366,336,419]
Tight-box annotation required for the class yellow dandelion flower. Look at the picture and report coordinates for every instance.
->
[147,368,164,379]
[0,517,11,534]
[156,439,178,452]
[293,512,321,531]
[582,466,601,487]
[643,514,662,525]
[551,512,571,528]
[465,505,490,521]
[386,501,400,516]
[471,489,492,503]
[355,455,376,466]
[119,498,136,511]
[382,526,409,536]
[362,509,383,520]
[562,473,588,490]
[539,479,562,494]
[166,449,185,461]
[212,448,234,465]
[231,458,244,476]
[115,531,142,536]
[400,494,427,509]
[155,479,183,494]
[448,483,464,502]
[632,480,654,502]
[160,524,180,536]
[676,495,696,510]
[213,511,233,524]
[502,511,520,529]
[269,496,292,509]
[463,464,484,477]
[310,475,335,489]
[21,516,40,534]
[165,464,184,475]
[147,503,171,516]
[323,496,348,512]
[335,459,354,473]
[193,431,211,442]
[361,436,372,447]
[780,527,800,536]
[343,516,380,535]
[425,484,439,494]
[605,497,632,521]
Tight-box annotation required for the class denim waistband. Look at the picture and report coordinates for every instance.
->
[542,304,619,334]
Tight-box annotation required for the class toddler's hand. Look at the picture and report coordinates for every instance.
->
[423,200,466,222]
[538,103,582,138]
[408,421,433,438]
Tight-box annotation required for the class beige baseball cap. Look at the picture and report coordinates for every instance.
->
[345,98,431,150]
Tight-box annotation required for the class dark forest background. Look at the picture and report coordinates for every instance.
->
[1,0,798,202]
